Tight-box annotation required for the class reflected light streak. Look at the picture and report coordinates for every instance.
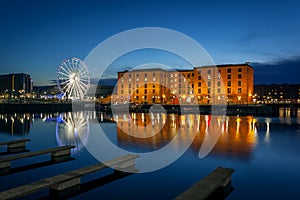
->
[236,117,241,134]
[264,118,271,143]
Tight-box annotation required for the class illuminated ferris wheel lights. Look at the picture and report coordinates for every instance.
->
[57,58,90,99]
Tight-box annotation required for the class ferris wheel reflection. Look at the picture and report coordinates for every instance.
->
[56,112,89,155]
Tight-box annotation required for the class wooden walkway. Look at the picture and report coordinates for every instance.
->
[0,154,139,200]
[0,139,30,153]
[0,145,75,170]
[176,167,234,200]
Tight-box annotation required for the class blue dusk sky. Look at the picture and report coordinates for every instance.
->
[0,0,300,85]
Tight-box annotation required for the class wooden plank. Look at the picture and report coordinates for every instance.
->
[0,145,75,163]
[7,142,26,149]
[0,154,139,199]
[0,139,30,146]
[0,139,30,154]
[45,154,139,182]
[175,167,234,200]
[47,154,139,191]
[0,180,50,200]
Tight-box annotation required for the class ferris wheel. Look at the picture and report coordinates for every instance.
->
[57,58,90,99]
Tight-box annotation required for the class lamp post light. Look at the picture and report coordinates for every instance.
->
[4,90,8,100]
[237,96,242,104]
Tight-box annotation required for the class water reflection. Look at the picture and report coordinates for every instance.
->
[56,112,90,155]
[279,107,300,124]
[113,113,258,160]
[0,113,32,135]
[196,116,258,160]
[1,110,298,160]
[264,118,271,143]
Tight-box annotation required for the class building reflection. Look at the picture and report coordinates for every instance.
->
[0,113,32,135]
[114,113,258,159]
[113,113,174,152]
[191,115,258,160]
[279,107,300,125]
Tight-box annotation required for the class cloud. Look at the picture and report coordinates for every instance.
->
[238,32,258,45]
[251,56,300,84]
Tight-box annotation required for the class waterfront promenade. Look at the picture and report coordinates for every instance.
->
[0,110,299,199]
[0,101,298,117]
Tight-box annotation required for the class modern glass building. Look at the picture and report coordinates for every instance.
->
[0,73,33,95]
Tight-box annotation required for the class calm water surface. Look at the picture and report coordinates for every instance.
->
[0,110,300,199]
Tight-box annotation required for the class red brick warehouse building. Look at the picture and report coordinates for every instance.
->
[115,63,254,105]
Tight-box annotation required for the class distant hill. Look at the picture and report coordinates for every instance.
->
[252,59,300,84]
[33,85,60,95]
[94,78,118,86]
[33,82,115,97]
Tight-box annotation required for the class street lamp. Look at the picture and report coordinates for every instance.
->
[4,90,8,100]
